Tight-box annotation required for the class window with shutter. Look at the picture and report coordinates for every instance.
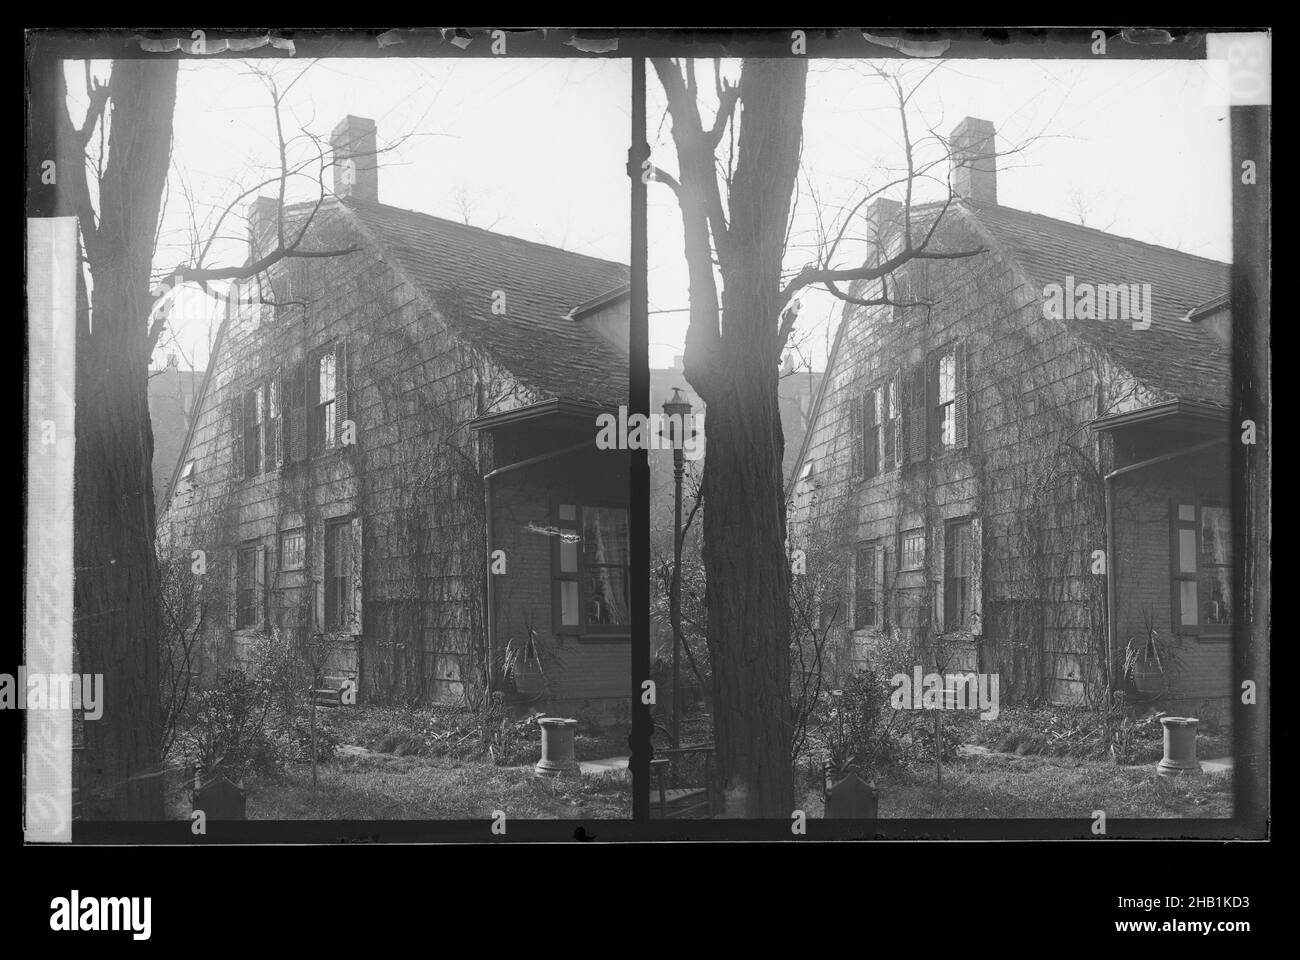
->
[315,348,336,454]
[907,365,927,463]
[334,341,349,447]
[854,540,883,629]
[270,367,284,467]
[289,359,306,463]
[324,517,350,630]
[256,545,268,630]
[954,341,969,449]
[850,396,864,477]
[349,516,363,635]
[227,552,238,628]
[236,543,260,629]
[881,376,898,470]
[863,389,879,478]
[230,396,244,478]
[931,524,945,631]
[243,386,263,478]
[943,519,974,632]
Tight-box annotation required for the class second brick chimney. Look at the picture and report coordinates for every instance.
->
[331,115,378,203]
[949,117,997,205]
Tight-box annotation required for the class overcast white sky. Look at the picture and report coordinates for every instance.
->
[67,57,631,371]
[648,58,1235,370]
[64,55,1236,375]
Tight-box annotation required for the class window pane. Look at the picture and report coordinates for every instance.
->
[948,522,971,577]
[938,352,956,403]
[938,403,955,448]
[903,530,925,569]
[584,566,628,625]
[558,503,576,521]
[1200,567,1231,626]
[583,506,629,566]
[254,385,265,423]
[1179,579,1198,626]
[269,378,279,419]
[322,403,336,447]
[1178,529,1198,573]
[559,537,578,573]
[1201,506,1231,566]
[559,580,580,626]
[319,352,336,403]
[855,546,876,628]
[1177,503,1195,522]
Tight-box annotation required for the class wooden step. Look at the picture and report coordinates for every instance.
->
[312,687,342,707]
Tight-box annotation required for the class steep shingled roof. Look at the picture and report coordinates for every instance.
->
[342,197,630,406]
[966,199,1231,406]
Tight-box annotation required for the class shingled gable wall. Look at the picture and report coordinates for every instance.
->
[160,198,537,704]
[791,203,1116,705]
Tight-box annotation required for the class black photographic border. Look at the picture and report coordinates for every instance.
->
[21,26,1269,846]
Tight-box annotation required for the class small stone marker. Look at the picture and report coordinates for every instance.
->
[535,717,580,777]
[825,772,878,819]
[193,774,247,820]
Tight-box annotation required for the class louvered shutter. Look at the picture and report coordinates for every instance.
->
[932,525,945,633]
[850,395,864,477]
[244,390,259,477]
[847,548,857,629]
[881,376,896,470]
[228,551,239,629]
[290,360,307,463]
[875,543,887,628]
[926,355,941,459]
[313,522,325,633]
[255,545,267,630]
[894,370,905,464]
[334,340,349,447]
[954,341,970,450]
[308,351,322,455]
[231,395,244,478]
[908,365,927,462]
[863,389,878,478]
[969,517,984,635]
[899,374,910,463]
[349,516,363,635]
[272,367,285,468]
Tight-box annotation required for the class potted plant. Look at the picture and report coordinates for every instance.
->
[1121,612,1185,702]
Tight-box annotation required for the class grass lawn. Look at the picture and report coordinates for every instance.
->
[800,752,1232,819]
[244,753,630,820]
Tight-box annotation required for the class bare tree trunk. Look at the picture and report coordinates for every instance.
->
[702,369,795,815]
[664,58,808,816]
[70,60,178,819]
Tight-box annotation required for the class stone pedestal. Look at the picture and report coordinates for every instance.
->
[535,717,580,777]
[1157,716,1201,776]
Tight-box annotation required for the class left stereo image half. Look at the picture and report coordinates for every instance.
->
[26,53,634,829]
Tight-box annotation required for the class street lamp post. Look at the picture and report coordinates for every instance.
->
[662,387,693,751]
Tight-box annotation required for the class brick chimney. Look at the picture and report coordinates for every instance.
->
[247,195,278,260]
[331,115,378,202]
[949,117,997,205]
[865,197,903,261]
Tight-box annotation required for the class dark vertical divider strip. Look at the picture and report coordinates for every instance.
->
[629,58,651,820]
